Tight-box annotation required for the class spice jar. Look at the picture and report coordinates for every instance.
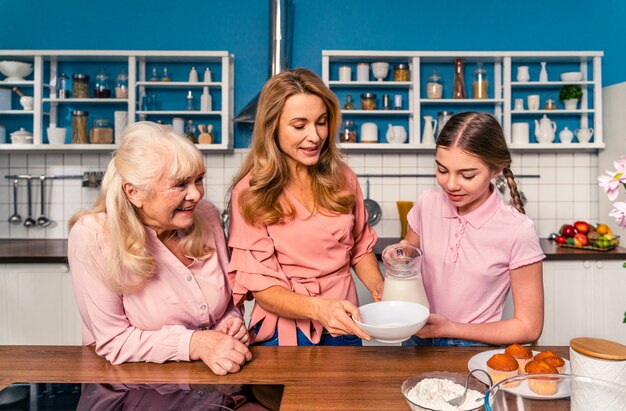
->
[95,71,111,98]
[361,93,377,110]
[343,94,355,110]
[394,64,409,81]
[115,70,128,98]
[545,95,556,110]
[71,110,89,144]
[338,120,357,143]
[89,118,113,144]
[472,62,488,99]
[426,69,443,99]
[57,73,69,99]
[72,74,90,98]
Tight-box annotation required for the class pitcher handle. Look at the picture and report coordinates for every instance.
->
[432,119,438,129]
[588,128,594,136]
[551,122,557,132]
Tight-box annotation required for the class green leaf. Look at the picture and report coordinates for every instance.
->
[559,85,583,101]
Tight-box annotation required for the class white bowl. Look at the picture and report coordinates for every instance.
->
[47,127,67,144]
[371,62,390,81]
[354,301,429,343]
[560,71,583,81]
[402,372,487,411]
[0,61,33,82]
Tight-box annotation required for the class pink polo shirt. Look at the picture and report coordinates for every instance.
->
[68,200,241,365]
[407,187,544,323]
[227,167,377,346]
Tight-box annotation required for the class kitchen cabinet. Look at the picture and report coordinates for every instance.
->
[0,263,82,345]
[322,50,604,152]
[539,260,626,345]
[0,50,234,152]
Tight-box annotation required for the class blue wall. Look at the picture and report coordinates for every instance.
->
[5,0,626,147]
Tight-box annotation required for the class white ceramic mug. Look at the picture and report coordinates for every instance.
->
[360,122,378,143]
[338,65,352,82]
[527,94,540,111]
[356,63,369,82]
[511,122,529,144]
[514,98,524,111]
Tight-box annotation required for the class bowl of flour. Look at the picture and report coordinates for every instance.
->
[401,371,487,411]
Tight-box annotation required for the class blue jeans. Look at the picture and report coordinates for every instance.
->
[253,325,362,347]
[402,336,488,347]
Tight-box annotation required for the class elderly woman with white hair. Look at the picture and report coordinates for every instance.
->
[68,121,251,375]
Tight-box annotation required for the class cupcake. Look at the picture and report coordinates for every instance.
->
[504,344,533,372]
[486,353,519,387]
[534,351,566,373]
[525,360,560,395]
[533,351,559,362]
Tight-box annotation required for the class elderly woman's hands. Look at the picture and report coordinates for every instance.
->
[215,316,250,346]
[313,298,371,340]
[189,330,252,375]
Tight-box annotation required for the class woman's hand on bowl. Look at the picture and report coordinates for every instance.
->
[215,316,250,346]
[314,298,371,340]
[189,329,252,375]
[415,313,450,338]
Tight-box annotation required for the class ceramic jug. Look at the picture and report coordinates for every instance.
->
[386,124,407,144]
[534,114,556,143]
[559,126,574,144]
[516,66,530,82]
[422,116,437,145]
[574,128,594,143]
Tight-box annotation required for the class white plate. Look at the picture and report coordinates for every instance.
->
[467,349,571,400]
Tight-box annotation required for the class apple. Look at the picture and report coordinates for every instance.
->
[555,235,567,245]
[574,233,588,247]
[561,224,577,238]
[574,221,590,234]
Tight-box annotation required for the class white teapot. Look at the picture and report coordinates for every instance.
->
[534,114,556,143]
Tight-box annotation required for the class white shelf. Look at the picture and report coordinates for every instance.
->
[323,50,604,152]
[0,50,234,150]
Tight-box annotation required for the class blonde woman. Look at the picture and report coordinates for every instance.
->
[68,121,251,375]
[228,68,384,346]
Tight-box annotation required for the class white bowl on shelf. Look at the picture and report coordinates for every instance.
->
[560,71,583,81]
[0,61,33,82]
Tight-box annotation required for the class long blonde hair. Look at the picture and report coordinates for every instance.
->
[69,121,212,293]
[229,68,354,226]
[436,111,525,214]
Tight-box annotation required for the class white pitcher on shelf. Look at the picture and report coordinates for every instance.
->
[534,114,557,143]
[422,115,437,145]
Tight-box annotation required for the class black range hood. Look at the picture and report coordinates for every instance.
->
[234,0,293,124]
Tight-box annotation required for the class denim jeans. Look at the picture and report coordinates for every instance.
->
[253,325,362,347]
[402,336,488,347]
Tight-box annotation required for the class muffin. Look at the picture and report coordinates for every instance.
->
[525,360,560,395]
[486,353,520,387]
[534,351,566,373]
[504,344,533,371]
[533,351,559,362]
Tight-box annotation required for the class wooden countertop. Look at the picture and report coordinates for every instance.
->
[0,238,625,264]
[0,345,570,410]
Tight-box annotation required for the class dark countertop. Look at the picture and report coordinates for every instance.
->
[0,238,625,264]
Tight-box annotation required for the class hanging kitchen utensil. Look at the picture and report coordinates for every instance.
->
[363,177,381,226]
[23,177,36,228]
[8,179,22,224]
[37,175,51,227]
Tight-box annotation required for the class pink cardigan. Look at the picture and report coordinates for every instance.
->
[228,167,377,346]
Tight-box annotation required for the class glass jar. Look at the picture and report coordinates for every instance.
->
[381,243,429,309]
[89,118,113,144]
[545,95,556,110]
[115,70,128,98]
[338,120,357,143]
[72,74,90,98]
[472,62,488,99]
[71,110,89,144]
[360,93,376,110]
[57,73,69,99]
[394,64,409,81]
[426,69,443,99]
[343,94,355,110]
[94,71,111,98]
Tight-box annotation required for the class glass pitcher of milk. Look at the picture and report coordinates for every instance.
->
[381,243,429,309]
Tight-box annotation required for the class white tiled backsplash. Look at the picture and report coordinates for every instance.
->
[0,151,599,240]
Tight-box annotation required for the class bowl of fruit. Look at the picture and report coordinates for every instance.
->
[554,222,619,251]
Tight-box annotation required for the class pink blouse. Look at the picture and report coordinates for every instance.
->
[227,167,377,346]
[68,200,241,365]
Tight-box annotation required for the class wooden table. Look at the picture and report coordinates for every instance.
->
[0,345,570,410]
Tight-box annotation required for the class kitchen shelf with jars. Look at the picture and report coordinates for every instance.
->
[322,50,603,152]
[0,50,234,152]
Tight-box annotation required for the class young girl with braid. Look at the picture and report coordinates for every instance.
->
[401,112,545,347]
